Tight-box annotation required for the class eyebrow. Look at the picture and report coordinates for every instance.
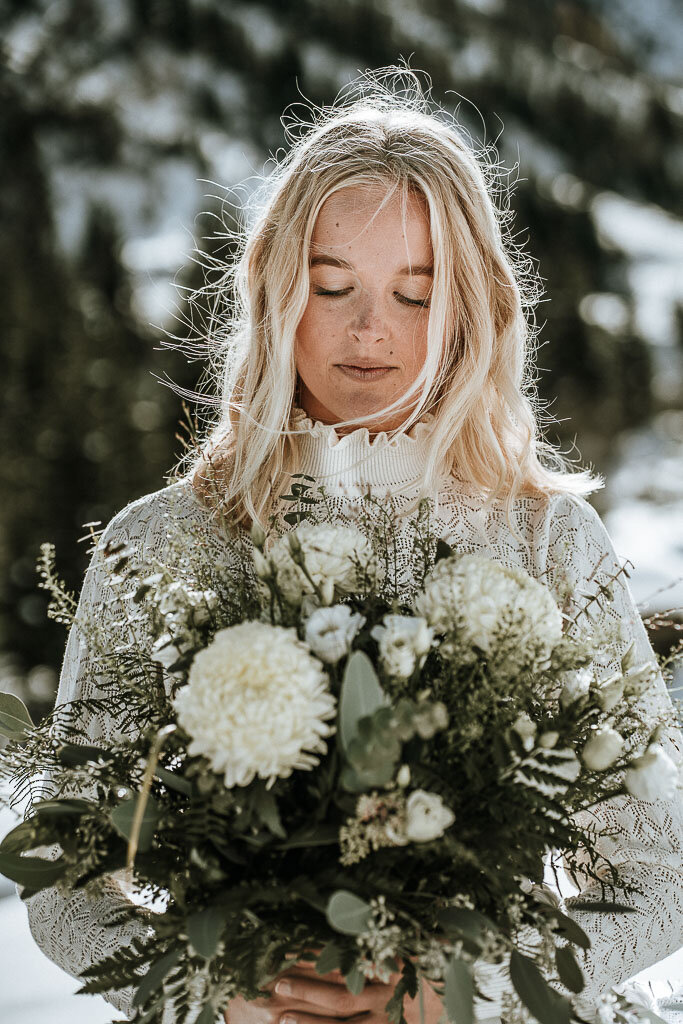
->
[309,254,433,276]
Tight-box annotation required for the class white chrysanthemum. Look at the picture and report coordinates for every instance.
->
[413,554,563,669]
[370,614,435,679]
[264,522,376,607]
[173,621,337,788]
[304,604,366,664]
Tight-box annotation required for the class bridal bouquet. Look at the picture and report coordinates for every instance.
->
[0,478,679,1024]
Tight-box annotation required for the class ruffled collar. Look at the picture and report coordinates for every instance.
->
[287,403,440,492]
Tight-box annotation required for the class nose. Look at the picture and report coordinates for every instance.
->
[349,289,388,344]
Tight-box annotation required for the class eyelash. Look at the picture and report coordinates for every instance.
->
[313,287,430,308]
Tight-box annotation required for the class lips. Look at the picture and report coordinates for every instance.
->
[336,364,395,381]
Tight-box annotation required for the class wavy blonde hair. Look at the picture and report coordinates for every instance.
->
[169,67,601,538]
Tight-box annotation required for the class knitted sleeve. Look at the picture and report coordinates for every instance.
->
[18,482,211,1023]
[543,493,683,1019]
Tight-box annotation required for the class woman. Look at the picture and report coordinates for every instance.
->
[22,70,682,1024]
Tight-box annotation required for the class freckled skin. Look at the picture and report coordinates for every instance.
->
[295,185,433,436]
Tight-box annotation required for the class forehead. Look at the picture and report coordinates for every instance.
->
[310,183,432,256]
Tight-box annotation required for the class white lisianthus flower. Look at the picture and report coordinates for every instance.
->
[559,668,592,710]
[265,522,376,606]
[304,605,366,664]
[581,727,624,771]
[370,614,435,679]
[624,743,679,801]
[413,554,562,669]
[404,790,455,842]
[173,621,336,788]
[512,712,537,752]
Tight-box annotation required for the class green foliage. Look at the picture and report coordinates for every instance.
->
[326,890,372,935]
[509,950,573,1024]
[0,692,34,740]
[443,958,474,1024]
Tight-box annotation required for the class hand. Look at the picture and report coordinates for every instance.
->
[223,950,445,1024]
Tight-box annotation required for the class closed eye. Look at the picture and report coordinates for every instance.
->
[313,287,430,308]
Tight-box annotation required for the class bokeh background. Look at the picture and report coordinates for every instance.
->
[1,0,682,1020]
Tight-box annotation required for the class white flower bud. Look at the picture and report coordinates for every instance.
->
[512,712,537,752]
[321,578,335,606]
[252,548,272,579]
[250,520,267,548]
[538,731,559,749]
[397,765,411,788]
[624,743,679,802]
[581,727,624,771]
[559,668,592,710]
[596,674,625,713]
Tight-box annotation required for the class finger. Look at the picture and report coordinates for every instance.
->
[277,1013,374,1024]
[274,975,391,1014]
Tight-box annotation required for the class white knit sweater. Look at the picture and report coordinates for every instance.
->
[19,407,683,1024]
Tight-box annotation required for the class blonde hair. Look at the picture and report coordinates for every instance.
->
[168,66,602,537]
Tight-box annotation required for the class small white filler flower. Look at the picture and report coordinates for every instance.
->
[173,621,337,789]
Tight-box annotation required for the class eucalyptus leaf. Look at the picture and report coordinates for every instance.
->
[543,908,591,950]
[326,890,372,935]
[509,950,572,1024]
[0,851,68,889]
[33,798,95,817]
[315,942,344,975]
[0,692,34,739]
[132,949,181,1007]
[566,900,638,913]
[555,946,584,994]
[339,651,388,754]
[344,963,366,995]
[154,764,193,797]
[187,905,228,959]
[443,958,473,1024]
[56,743,114,766]
[0,819,37,854]
[110,794,160,852]
[438,908,496,950]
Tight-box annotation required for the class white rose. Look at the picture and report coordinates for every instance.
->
[370,614,435,679]
[304,605,365,664]
[512,712,537,752]
[404,790,455,842]
[624,743,679,802]
[581,727,624,771]
[559,668,592,710]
